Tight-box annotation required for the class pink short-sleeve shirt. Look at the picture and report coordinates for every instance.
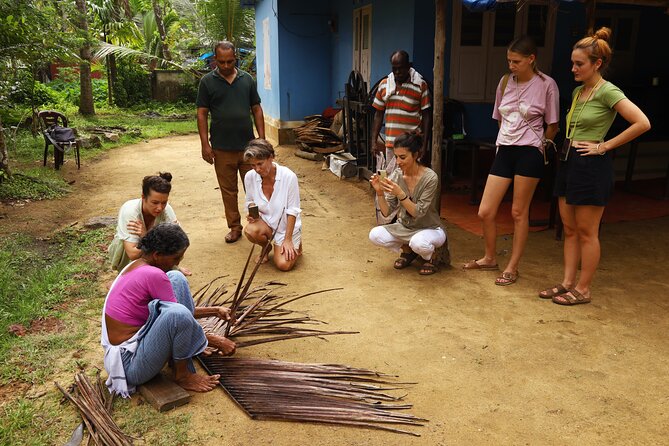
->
[105,264,177,326]
[493,73,559,149]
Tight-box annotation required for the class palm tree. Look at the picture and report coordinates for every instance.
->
[198,0,255,48]
[75,0,95,115]
[151,0,172,61]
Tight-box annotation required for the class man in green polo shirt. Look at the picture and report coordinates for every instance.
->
[197,41,265,243]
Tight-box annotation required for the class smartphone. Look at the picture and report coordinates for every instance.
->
[378,170,387,179]
[248,204,260,219]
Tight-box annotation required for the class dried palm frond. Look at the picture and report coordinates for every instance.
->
[199,357,426,436]
[56,371,133,445]
[193,251,356,349]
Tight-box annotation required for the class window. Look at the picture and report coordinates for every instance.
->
[450,1,556,102]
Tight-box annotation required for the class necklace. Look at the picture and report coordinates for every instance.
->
[566,77,605,139]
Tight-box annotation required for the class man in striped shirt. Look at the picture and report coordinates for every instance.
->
[372,50,432,165]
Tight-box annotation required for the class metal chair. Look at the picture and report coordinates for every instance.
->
[38,110,80,170]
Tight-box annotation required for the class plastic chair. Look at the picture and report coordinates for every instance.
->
[38,110,80,170]
[442,99,495,204]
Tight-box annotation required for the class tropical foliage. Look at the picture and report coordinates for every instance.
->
[0,0,257,178]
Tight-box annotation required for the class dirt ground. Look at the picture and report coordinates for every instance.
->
[2,134,668,445]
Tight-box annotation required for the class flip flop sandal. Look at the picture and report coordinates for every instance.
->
[394,251,418,269]
[419,261,437,275]
[539,284,568,299]
[552,289,591,306]
[494,271,519,286]
[462,259,499,271]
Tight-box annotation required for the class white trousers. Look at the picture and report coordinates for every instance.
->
[369,226,446,261]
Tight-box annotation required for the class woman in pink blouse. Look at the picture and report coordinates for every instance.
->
[463,36,559,286]
[102,223,235,396]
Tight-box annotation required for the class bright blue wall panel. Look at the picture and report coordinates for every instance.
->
[254,0,281,121]
[277,0,332,120]
[330,1,418,106]
[412,0,436,86]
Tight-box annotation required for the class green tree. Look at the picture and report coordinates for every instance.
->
[198,0,255,48]
[75,0,96,115]
[0,0,78,177]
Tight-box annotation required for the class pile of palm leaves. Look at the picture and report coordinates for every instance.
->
[194,244,426,436]
[293,115,341,151]
[199,357,426,437]
[193,244,356,348]
[56,371,133,445]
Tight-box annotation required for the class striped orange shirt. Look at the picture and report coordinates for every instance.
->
[373,78,431,148]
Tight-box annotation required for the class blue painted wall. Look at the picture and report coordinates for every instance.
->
[329,0,417,106]
[254,0,281,121]
[412,0,436,86]
[277,0,332,120]
[254,0,331,122]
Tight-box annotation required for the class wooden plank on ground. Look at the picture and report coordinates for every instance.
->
[138,373,191,412]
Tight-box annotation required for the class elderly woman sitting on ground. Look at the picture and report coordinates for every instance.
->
[369,132,448,275]
[243,138,302,271]
[102,223,235,396]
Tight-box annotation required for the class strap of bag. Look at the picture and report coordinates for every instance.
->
[512,74,555,165]
[565,77,604,139]
[500,73,510,98]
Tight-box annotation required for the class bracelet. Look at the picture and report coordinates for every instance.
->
[596,143,606,155]
[399,194,409,201]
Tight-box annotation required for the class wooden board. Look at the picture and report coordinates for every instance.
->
[138,374,191,412]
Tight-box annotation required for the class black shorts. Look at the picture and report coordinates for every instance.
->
[489,145,544,179]
[554,151,614,206]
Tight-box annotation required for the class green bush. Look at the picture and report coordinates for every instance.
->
[3,71,60,109]
[47,78,108,107]
[113,60,151,107]
[179,80,199,103]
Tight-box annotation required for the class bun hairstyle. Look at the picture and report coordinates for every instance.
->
[243,138,275,161]
[393,131,423,156]
[137,222,189,255]
[142,172,172,196]
[508,35,539,73]
[573,27,613,74]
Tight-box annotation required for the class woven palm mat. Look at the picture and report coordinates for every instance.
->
[198,356,426,436]
[194,245,426,436]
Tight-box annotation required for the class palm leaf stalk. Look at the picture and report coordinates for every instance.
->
[198,357,426,436]
[56,371,134,445]
[194,273,355,348]
[194,216,356,348]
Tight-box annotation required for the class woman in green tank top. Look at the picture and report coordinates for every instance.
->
[540,27,650,306]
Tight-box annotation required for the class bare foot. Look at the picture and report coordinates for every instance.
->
[255,245,272,264]
[174,372,221,392]
[178,265,192,276]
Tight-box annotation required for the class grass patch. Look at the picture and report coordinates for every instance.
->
[116,400,191,445]
[1,103,196,201]
[0,395,68,446]
[0,226,194,444]
[0,169,70,201]
[0,227,110,385]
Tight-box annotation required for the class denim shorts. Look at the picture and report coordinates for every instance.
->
[489,145,544,179]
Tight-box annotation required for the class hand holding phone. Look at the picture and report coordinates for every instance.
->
[248,202,259,219]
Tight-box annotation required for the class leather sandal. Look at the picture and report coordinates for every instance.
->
[393,251,418,269]
[419,260,437,275]
[552,289,591,306]
[539,284,568,299]
[463,259,499,271]
[494,271,519,286]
